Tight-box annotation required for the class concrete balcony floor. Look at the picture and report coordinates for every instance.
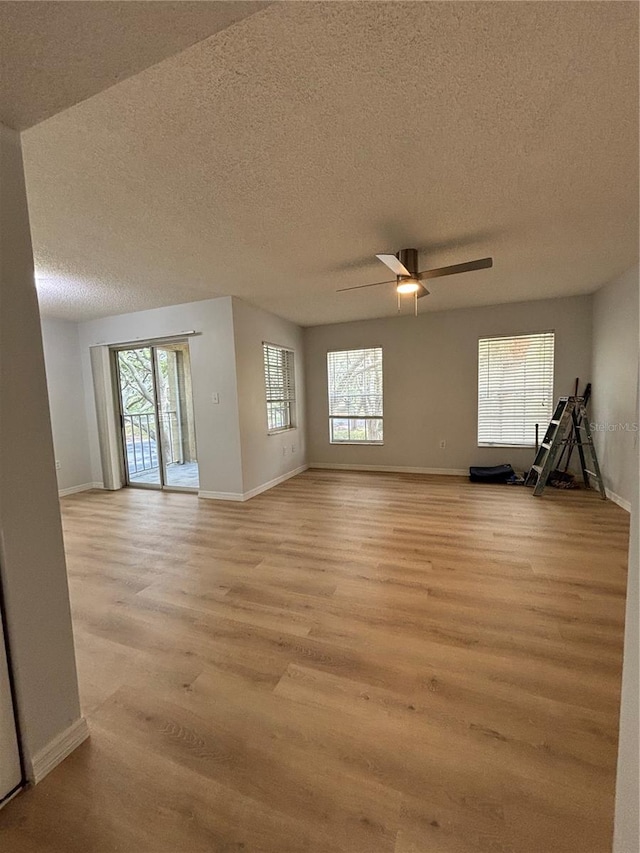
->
[128,460,199,489]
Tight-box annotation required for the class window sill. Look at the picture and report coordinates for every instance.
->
[330,441,384,446]
[268,426,296,436]
[478,443,535,449]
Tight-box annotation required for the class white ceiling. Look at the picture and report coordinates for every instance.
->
[0,1,269,130]
[18,1,639,325]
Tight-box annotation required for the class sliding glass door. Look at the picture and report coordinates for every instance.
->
[117,347,161,486]
[116,342,199,491]
[154,345,199,489]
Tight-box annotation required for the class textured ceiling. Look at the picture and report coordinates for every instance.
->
[22,1,639,326]
[0,1,269,130]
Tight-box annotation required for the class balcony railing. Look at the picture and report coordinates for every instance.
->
[123,411,180,474]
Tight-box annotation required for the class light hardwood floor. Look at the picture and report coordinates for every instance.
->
[0,470,630,853]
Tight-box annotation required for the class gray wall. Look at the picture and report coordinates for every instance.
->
[0,124,82,770]
[75,296,308,499]
[614,457,639,853]
[591,266,639,507]
[304,294,592,473]
[232,297,307,495]
[603,266,640,853]
[78,296,244,496]
[41,317,93,492]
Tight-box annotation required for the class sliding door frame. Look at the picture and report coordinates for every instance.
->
[113,345,163,491]
[111,339,198,494]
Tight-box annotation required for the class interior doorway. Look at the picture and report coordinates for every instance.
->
[115,341,199,491]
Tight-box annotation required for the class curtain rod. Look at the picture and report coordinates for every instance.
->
[89,331,198,348]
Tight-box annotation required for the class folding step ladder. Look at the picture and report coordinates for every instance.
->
[524,396,606,498]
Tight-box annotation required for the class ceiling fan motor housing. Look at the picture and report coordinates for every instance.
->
[397,248,419,278]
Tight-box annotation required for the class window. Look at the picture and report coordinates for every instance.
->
[327,347,383,443]
[263,343,295,432]
[478,332,555,447]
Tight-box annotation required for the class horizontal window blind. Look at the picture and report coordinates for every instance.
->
[327,347,383,443]
[263,343,295,431]
[478,332,554,447]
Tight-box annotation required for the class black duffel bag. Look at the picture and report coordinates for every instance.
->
[469,464,515,483]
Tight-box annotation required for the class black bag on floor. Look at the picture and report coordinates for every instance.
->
[469,464,515,483]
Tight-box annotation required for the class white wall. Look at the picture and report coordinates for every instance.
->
[614,460,639,853]
[78,297,244,497]
[304,294,592,473]
[591,266,639,509]
[75,296,308,500]
[605,267,640,853]
[232,297,307,495]
[0,124,83,776]
[41,317,93,493]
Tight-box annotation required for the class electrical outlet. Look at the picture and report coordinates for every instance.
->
[211,392,220,404]
[291,443,296,454]
[439,440,446,449]
[282,445,288,456]
[55,460,61,469]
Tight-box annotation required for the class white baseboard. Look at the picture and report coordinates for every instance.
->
[605,488,631,512]
[199,464,309,503]
[242,464,309,500]
[58,482,103,497]
[198,489,245,502]
[28,717,90,784]
[309,463,468,476]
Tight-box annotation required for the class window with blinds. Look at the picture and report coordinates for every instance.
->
[327,347,383,444]
[478,332,555,447]
[263,343,295,432]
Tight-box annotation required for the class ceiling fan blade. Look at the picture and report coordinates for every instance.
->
[417,285,430,299]
[336,279,396,293]
[418,257,493,280]
[376,253,411,277]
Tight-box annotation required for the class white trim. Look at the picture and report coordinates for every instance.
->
[199,465,309,503]
[28,717,89,785]
[92,331,197,348]
[329,441,384,446]
[242,464,309,500]
[605,488,631,512]
[309,463,468,476]
[198,490,245,502]
[58,482,103,497]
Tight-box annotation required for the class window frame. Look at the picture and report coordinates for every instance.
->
[326,346,384,446]
[477,330,555,449]
[263,341,296,435]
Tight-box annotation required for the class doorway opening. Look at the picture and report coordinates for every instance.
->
[115,341,199,491]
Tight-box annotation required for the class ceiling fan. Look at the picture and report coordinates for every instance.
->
[337,248,493,312]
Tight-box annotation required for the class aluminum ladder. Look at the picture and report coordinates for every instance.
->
[524,396,606,498]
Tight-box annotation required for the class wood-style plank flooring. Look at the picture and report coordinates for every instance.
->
[0,470,630,853]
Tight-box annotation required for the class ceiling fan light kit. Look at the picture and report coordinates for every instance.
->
[396,279,421,294]
[337,247,493,316]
